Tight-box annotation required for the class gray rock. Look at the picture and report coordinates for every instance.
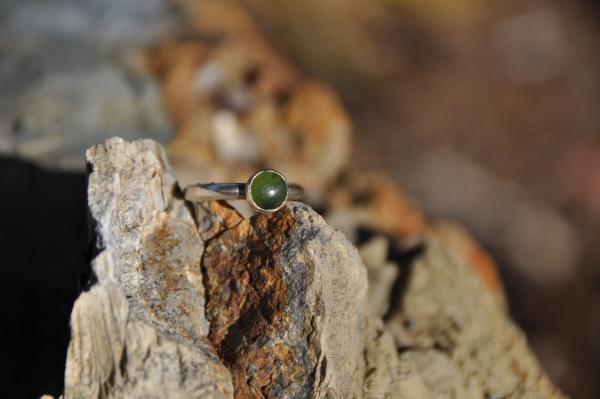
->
[0,0,173,170]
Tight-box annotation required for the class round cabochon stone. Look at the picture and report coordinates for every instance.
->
[249,170,288,211]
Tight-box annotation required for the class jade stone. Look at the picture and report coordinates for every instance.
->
[249,170,288,211]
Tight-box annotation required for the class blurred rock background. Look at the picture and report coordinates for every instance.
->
[0,0,599,398]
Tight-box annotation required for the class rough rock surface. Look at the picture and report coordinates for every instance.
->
[62,137,566,399]
[65,138,230,398]
[386,238,564,398]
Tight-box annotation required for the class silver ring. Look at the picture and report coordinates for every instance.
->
[183,169,304,213]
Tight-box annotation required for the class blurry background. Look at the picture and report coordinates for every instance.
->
[242,1,600,397]
[1,0,599,398]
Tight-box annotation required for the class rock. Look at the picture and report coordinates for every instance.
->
[65,137,373,398]
[65,138,230,398]
[326,171,426,247]
[386,235,566,398]
[65,273,232,399]
[0,0,173,170]
[428,220,506,305]
[61,137,567,399]
[201,203,370,398]
[358,236,399,317]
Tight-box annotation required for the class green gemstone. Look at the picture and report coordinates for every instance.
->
[249,170,288,211]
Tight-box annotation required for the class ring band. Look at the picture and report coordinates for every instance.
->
[184,169,304,213]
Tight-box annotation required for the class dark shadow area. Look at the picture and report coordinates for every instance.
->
[0,156,87,399]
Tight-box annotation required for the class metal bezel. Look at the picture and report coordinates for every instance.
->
[245,169,289,213]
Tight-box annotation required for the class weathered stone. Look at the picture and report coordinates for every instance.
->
[61,137,566,399]
[428,221,506,305]
[86,138,209,345]
[386,235,566,399]
[358,236,399,317]
[65,137,231,398]
[65,269,232,399]
[326,171,426,247]
[65,138,373,398]
[201,203,370,398]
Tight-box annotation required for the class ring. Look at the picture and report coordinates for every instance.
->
[183,169,304,213]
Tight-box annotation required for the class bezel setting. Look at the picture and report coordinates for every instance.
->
[246,169,289,213]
